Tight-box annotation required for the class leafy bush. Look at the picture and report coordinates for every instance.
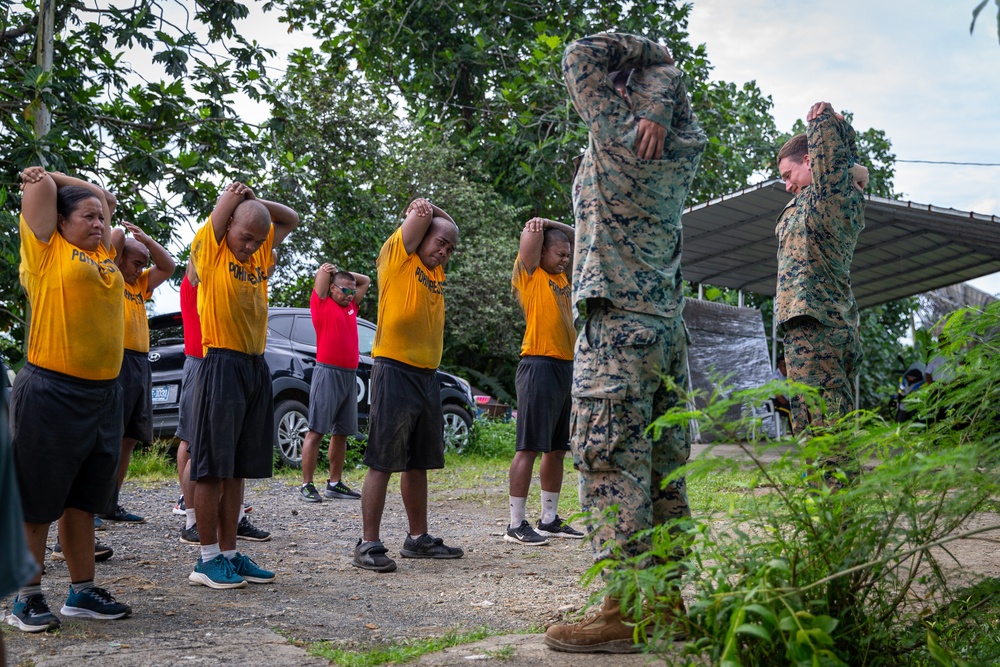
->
[463,418,517,459]
[594,303,1000,666]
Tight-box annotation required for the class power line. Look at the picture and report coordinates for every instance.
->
[896,159,1000,167]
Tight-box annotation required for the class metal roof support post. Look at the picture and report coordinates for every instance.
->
[738,290,744,308]
[855,373,860,412]
[697,283,703,300]
[771,310,778,369]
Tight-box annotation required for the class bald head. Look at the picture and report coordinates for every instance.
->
[117,238,151,285]
[417,216,459,270]
[226,200,272,263]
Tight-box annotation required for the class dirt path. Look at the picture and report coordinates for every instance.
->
[4,448,999,666]
[3,476,605,666]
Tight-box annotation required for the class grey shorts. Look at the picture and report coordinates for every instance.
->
[363,358,444,473]
[308,363,358,436]
[119,349,153,442]
[11,364,123,523]
[515,356,572,453]
[188,349,273,481]
[175,355,201,443]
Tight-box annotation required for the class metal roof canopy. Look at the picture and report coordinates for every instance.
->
[682,179,1000,308]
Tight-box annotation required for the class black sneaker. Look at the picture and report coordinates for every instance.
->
[352,539,396,572]
[324,480,361,500]
[236,516,271,542]
[102,505,146,523]
[172,495,186,516]
[179,523,200,545]
[300,482,323,503]
[536,516,585,539]
[400,533,464,559]
[505,520,549,546]
[5,594,60,632]
[53,539,114,562]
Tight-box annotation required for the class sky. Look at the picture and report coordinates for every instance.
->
[684,0,1000,296]
[150,0,1000,312]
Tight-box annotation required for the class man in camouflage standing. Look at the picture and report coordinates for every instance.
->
[774,102,865,437]
[544,33,706,654]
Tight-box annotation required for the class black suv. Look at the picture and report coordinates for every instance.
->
[148,307,477,466]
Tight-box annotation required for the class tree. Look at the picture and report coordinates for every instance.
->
[0,0,281,366]
[267,0,779,218]
[971,0,1000,44]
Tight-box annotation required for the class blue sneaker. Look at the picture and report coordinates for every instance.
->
[5,594,60,632]
[60,586,132,620]
[188,555,247,589]
[230,552,275,584]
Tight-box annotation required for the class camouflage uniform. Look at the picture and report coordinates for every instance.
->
[775,112,865,433]
[563,33,706,562]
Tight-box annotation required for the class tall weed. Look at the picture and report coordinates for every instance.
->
[595,303,1000,666]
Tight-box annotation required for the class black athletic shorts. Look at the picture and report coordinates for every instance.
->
[175,355,201,443]
[188,349,273,481]
[363,358,444,473]
[11,363,122,523]
[515,356,572,453]
[119,349,153,442]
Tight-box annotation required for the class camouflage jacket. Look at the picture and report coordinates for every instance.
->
[563,33,706,320]
[775,112,865,329]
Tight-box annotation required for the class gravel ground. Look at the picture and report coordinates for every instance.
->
[2,473,601,666]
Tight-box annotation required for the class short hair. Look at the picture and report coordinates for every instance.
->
[122,238,149,262]
[610,69,631,91]
[56,186,101,218]
[777,134,808,164]
[542,228,570,248]
[232,200,271,230]
[333,271,356,284]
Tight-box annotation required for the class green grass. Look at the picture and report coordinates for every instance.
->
[308,627,500,666]
[126,440,177,481]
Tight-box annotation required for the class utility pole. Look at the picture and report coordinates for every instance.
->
[34,0,55,147]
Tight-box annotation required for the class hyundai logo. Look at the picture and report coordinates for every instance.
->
[148,352,161,362]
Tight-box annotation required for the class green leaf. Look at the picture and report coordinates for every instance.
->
[735,623,771,643]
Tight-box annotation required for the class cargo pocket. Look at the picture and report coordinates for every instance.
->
[571,311,659,472]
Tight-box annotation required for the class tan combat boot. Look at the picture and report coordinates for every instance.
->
[544,597,642,653]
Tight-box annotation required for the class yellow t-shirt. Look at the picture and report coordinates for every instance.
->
[19,214,124,380]
[512,254,574,360]
[190,215,274,355]
[371,228,446,369]
[123,270,152,353]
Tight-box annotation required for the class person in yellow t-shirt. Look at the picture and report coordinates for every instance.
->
[100,222,175,525]
[185,182,298,590]
[504,217,585,547]
[8,166,131,632]
[352,198,463,573]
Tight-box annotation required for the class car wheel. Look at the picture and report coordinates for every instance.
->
[442,404,473,453]
[275,399,308,468]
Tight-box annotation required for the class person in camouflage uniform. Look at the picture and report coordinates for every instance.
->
[544,33,706,654]
[775,102,865,435]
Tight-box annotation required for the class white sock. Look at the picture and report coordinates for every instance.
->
[237,506,246,523]
[509,496,527,528]
[541,491,560,525]
[185,508,196,530]
[223,549,237,560]
[200,543,221,562]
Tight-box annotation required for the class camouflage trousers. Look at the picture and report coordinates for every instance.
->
[782,315,862,433]
[570,303,691,563]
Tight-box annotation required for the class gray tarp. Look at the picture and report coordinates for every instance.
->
[683,298,773,441]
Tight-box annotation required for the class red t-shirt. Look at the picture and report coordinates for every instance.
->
[180,275,204,359]
[311,290,359,369]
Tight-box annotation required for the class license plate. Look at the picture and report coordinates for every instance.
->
[151,385,173,404]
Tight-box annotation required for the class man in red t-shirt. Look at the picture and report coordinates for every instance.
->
[299,264,371,502]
